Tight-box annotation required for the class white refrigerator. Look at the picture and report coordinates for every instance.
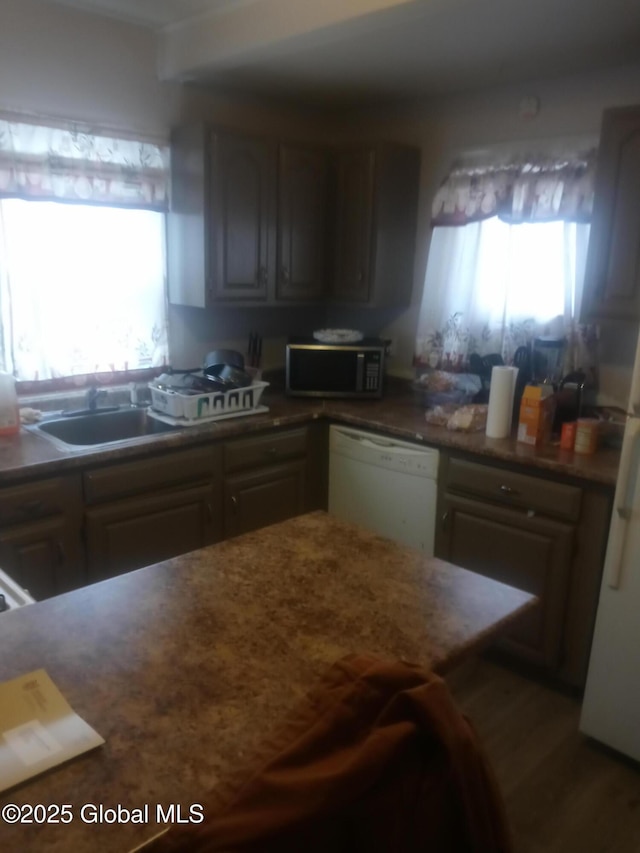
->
[580,330,640,760]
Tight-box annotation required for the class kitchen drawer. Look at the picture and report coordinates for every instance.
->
[84,445,221,505]
[0,474,82,527]
[444,457,582,522]
[224,427,308,473]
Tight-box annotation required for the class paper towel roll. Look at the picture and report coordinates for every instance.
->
[485,366,519,439]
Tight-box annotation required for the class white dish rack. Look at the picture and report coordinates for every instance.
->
[149,380,269,422]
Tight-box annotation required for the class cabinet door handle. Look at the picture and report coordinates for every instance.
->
[281,266,290,284]
[257,266,267,286]
[206,502,214,522]
[231,495,238,511]
[499,485,519,496]
[441,511,449,530]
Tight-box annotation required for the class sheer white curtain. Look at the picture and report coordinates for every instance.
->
[415,218,593,371]
[0,114,169,384]
[416,145,599,379]
[0,199,168,381]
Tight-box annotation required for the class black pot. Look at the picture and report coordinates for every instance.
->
[203,350,244,372]
[160,368,227,393]
[164,350,252,391]
[213,363,253,389]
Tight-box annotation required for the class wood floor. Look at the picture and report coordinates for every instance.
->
[446,656,640,853]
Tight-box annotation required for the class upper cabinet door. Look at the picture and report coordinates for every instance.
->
[582,105,640,322]
[210,131,275,302]
[277,144,328,301]
[331,148,376,303]
[330,143,420,308]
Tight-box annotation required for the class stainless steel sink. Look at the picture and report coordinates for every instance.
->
[31,407,180,449]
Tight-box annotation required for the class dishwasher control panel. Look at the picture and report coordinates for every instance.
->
[330,426,440,479]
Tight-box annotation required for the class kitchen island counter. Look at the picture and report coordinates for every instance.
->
[0,511,535,853]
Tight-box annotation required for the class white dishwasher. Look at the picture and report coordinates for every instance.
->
[328,425,439,555]
[0,567,35,613]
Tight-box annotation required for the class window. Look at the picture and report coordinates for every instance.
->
[415,217,591,369]
[0,199,167,381]
[415,147,598,376]
[0,115,170,385]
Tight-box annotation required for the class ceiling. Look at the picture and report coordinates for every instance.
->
[43,0,640,105]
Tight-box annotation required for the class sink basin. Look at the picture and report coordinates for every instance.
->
[32,408,180,448]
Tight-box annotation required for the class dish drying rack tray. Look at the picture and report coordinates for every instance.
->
[147,405,269,427]
[149,380,269,421]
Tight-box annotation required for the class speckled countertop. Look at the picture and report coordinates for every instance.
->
[0,383,621,486]
[0,511,535,853]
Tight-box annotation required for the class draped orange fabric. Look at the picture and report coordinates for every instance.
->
[148,654,512,853]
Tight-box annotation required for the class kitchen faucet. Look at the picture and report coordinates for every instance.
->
[85,385,107,412]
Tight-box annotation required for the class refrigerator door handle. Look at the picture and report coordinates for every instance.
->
[608,418,640,589]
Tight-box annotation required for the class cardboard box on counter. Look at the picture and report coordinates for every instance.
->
[517,384,556,446]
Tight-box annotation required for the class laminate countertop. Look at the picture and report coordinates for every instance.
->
[0,384,621,486]
[0,511,536,853]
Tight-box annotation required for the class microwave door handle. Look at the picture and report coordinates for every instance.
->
[356,352,364,391]
[608,418,640,589]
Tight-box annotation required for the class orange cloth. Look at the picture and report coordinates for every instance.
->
[150,654,512,852]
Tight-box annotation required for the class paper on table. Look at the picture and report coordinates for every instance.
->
[0,669,104,793]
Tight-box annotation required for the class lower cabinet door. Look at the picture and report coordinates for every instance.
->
[437,493,575,668]
[85,483,221,583]
[0,515,84,601]
[224,460,306,539]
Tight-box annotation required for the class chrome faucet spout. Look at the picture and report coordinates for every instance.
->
[86,385,107,412]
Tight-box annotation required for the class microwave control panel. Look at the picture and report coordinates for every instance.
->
[363,354,382,391]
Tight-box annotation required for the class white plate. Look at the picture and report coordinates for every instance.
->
[313,328,364,344]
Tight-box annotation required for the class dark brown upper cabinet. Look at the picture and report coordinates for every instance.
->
[211,131,275,302]
[168,126,275,307]
[168,127,327,307]
[277,143,328,302]
[330,143,421,307]
[582,105,640,322]
[168,125,421,309]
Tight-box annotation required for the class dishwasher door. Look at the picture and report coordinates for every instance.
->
[0,567,35,613]
[328,425,439,555]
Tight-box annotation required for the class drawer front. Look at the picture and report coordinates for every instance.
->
[84,445,221,505]
[445,457,582,521]
[224,427,308,473]
[0,475,81,527]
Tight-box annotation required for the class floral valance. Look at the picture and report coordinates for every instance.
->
[431,150,597,226]
[0,116,169,210]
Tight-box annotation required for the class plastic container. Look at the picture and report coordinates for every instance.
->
[150,380,269,421]
[0,372,19,437]
[560,421,577,451]
[574,418,599,455]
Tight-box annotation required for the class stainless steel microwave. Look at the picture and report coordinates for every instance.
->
[286,338,385,398]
